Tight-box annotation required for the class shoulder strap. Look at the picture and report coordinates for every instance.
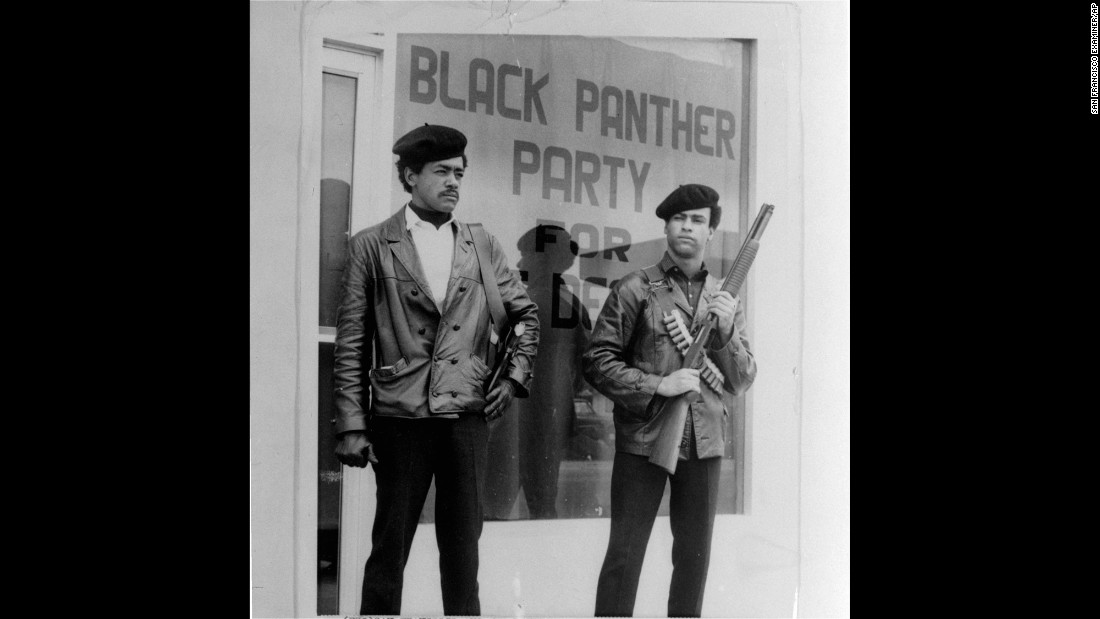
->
[642,264,664,284]
[468,223,507,344]
[643,263,678,317]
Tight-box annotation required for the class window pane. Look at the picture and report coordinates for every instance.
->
[318,70,356,615]
[319,72,356,328]
[318,343,342,613]
[390,34,748,522]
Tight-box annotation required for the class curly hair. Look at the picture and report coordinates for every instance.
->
[395,155,469,193]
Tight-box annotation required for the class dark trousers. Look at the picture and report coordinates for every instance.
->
[360,414,488,616]
[594,452,721,618]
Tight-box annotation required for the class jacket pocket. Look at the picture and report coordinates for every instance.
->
[369,356,409,378]
[434,353,490,411]
[639,393,667,424]
[369,357,429,415]
[464,352,490,387]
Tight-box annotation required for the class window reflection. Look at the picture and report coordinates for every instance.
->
[318,70,356,615]
[484,225,601,520]
[392,34,748,523]
[479,224,744,521]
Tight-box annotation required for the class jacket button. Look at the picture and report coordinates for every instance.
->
[451,359,458,364]
[411,290,418,296]
[460,286,467,292]
[453,324,460,331]
[451,391,458,397]
[418,328,426,335]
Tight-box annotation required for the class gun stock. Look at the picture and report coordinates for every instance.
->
[648,395,692,474]
[647,203,775,474]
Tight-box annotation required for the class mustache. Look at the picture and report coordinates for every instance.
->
[440,190,459,198]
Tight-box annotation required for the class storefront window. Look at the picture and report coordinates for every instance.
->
[393,34,750,522]
[318,70,356,614]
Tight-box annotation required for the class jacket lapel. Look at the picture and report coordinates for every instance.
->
[440,224,474,314]
[668,282,694,319]
[382,209,437,312]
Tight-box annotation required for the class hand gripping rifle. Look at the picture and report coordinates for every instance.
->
[647,203,775,474]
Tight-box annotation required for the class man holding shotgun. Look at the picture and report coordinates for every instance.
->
[583,184,758,617]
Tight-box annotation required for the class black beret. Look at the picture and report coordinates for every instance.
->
[655,184,722,227]
[392,123,467,163]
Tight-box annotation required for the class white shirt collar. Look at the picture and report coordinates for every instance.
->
[404,203,457,231]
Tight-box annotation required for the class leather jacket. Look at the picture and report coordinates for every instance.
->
[333,208,539,434]
[582,255,756,460]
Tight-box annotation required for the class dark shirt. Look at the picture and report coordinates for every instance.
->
[658,252,708,316]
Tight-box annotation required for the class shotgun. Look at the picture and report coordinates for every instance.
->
[647,203,775,474]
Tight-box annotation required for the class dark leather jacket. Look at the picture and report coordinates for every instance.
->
[333,208,539,434]
[582,255,756,460]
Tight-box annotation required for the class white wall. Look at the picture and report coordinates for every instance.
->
[250,1,850,617]
[250,1,304,615]
[796,2,851,617]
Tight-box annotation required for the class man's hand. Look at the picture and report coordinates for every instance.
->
[656,368,701,397]
[335,431,378,468]
[705,291,740,343]
[484,378,517,422]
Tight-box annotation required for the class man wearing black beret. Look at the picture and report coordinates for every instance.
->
[333,123,540,615]
[583,184,757,617]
